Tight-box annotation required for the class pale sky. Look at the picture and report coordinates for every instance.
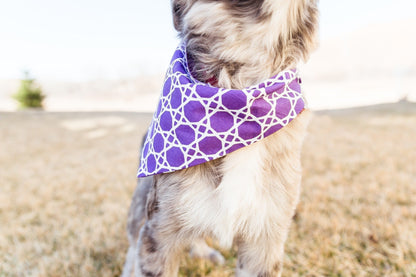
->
[0,0,415,81]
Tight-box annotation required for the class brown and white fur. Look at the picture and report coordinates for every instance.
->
[122,0,319,276]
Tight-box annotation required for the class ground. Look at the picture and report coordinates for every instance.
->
[1,102,415,276]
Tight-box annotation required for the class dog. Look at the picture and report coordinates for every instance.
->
[122,0,319,276]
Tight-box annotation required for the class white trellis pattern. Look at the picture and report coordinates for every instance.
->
[137,42,305,177]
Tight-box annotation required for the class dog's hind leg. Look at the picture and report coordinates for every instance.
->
[122,176,153,277]
[127,177,153,243]
[121,245,136,277]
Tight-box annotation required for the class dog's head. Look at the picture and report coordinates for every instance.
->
[171,0,319,88]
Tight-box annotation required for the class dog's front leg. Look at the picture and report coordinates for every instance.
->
[135,220,184,277]
[134,180,180,277]
[235,235,286,277]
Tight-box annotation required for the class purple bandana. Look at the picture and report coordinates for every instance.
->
[137,42,305,177]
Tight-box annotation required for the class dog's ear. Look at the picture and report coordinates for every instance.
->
[171,0,185,32]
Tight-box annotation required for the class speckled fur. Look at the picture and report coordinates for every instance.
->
[122,1,319,276]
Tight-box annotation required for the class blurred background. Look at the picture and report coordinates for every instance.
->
[1,1,415,276]
[1,0,415,111]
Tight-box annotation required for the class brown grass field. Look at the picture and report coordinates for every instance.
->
[1,101,415,277]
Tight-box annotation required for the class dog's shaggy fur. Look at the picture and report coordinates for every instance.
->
[122,0,319,276]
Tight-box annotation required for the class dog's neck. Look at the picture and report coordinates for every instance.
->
[182,0,318,90]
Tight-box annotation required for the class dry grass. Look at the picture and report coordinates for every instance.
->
[1,102,415,276]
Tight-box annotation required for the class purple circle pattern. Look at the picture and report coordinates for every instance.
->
[138,43,305,177]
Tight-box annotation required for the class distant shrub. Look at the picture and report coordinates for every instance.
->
[13,71,45,109]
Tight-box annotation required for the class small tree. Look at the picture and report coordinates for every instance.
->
[13,71,45,109]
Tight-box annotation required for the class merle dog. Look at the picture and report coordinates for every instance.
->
[122,0,319,276]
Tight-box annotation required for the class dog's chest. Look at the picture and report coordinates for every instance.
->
[180,133,298,248]
[177,114,309,248]
[212,140,270,247]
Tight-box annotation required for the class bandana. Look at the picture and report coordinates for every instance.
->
[137,42,305,177]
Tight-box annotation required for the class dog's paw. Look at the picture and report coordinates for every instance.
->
[207,249,225,265]
[189,240,225,265]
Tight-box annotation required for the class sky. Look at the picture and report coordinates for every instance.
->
[0,0,415,81]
